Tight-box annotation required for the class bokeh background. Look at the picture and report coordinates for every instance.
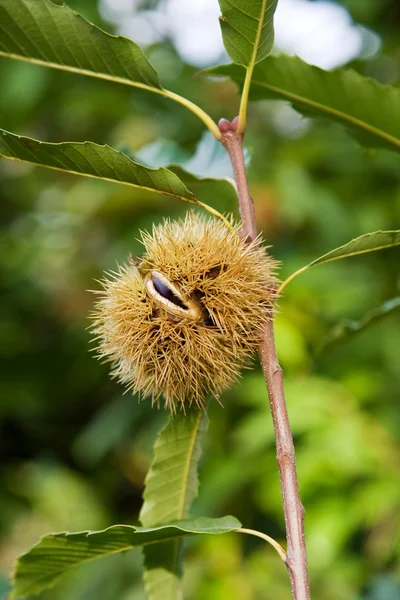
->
[1,0,400,598]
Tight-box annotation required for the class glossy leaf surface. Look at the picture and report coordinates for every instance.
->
[12,516,240,598]
[0,0,161,89]
[208,56,400,152]
[218,0,278,66]
[140,409,209,599]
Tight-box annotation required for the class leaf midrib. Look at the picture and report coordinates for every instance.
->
[311,239,400,266]
[169,410,204,574]
[0,50,162,94]
[177,411,203,519]
[14,526,214,597]
[252,79,400,149]
[2,153,194,202]
[252,0,268,65]
[279,230,400,292]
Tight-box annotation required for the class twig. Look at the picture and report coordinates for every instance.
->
[220,120,311,600]
[219,118,257,241]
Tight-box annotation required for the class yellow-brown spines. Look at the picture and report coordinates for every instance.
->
[91,212,278,412]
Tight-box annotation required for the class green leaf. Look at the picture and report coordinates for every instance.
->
[0,0,160,89]
[12,516,240,599]
[139,408,209,600]
[0,129,199,202]
[0,0,222,138]
[218,0,278,67]
[0,130,233,222]
[302,231,400,267]
[320,297,400,353]
[280,230,400,291]
[207,55,400,152]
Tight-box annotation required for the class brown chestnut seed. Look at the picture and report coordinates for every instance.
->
[144,270,206,322]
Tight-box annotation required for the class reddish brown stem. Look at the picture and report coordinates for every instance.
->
[219,121,257,242]
[221,125,310,600]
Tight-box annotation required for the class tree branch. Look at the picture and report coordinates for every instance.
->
[220,120,310,600]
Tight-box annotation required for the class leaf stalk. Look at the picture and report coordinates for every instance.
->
[237,528,286,562]
[237,67,254,134]
[163,89,222,140]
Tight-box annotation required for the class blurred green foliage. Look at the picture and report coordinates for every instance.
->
[0,1,399,599]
